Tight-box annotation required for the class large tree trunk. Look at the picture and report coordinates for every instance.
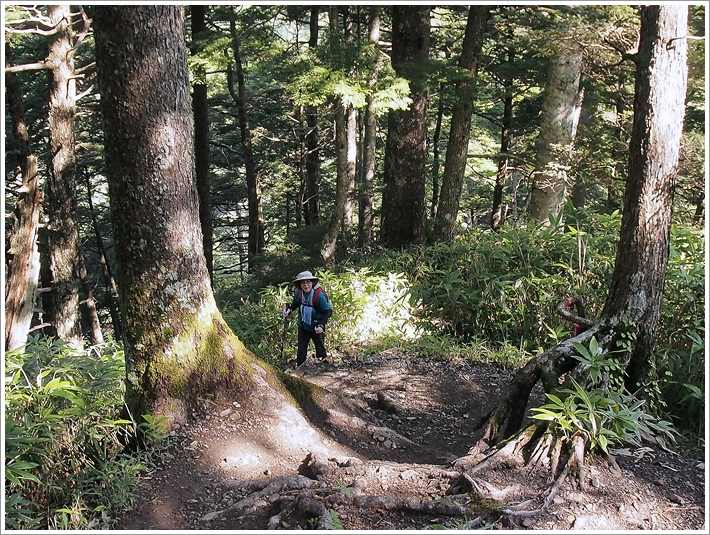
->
[527,41,585,222]
[5,68,42,352]
[44,4,83,344]
[357,6,380,248]
[303,7,321,226]
[93,7,340,455]
[603,5,688,391]
[191,5,213,285]
[432,6,489,241]
[490,54,514,231]
[380,6,431,248]
[229,18,264,272]
[95,5,238,419]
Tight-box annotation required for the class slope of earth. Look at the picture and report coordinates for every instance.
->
[120,350,705,530]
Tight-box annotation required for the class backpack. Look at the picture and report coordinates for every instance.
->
[298,286,324,307]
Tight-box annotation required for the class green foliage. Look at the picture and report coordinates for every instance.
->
[222,268,415,365]
[370,221,607,351]
[572,336,625,390]
[531,379,678,455]
[3,337,152,529]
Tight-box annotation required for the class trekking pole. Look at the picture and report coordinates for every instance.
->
[279,314,290,363]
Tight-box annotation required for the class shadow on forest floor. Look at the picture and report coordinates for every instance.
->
[119,350,705,530]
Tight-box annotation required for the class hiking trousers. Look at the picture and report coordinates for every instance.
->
[297,327,327,365]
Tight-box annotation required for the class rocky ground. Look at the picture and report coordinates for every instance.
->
[120,349,705,530]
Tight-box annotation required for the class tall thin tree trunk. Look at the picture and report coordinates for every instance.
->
[527,40,585,222]
[83,171,122,340]
[430,85,445,221]
[602,5,688,391]
[432,6,489,242]
[5,67,42,351]
[340,7,357,231]
[191,5,213,285]
[229,17,264,271]
[358,7,380,248]
[609,72,628,211]
[490,58,514,230]
[304,7,321,225]
[380,6,431,248]
[572,87,594,210]
[77,253,104,344]
[322,8,357,265]
[45,4,83,344]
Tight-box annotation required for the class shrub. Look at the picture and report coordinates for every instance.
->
[4,337,146,529]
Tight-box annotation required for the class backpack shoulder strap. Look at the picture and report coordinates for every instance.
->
[313,286,322,304]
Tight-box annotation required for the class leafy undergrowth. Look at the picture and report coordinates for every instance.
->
[221,214,704,437]
[4,337,166,529]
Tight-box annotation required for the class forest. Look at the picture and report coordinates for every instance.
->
[3,2,706,531]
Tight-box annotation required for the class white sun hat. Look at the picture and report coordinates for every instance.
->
[292,270,318,285]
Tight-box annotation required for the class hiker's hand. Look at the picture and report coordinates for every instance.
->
[281,307,290,319]
[314,325,324,334]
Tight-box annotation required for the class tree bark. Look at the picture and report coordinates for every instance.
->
[433,6,489,241]
[94,6,334,442]
[358,6,380,248]
[303,7,321,226]
[572,88,594,210]
[95,5,233,419]
[380,6,431,248]
[4,66,42,352]
[191,5,213,285]
[229,17,264,272]
[527,40,585,223]
[602,5,688,391]
[490,54,514,231]
[44,4,84,344]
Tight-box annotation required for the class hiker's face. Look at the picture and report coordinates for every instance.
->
[300,280,313,292]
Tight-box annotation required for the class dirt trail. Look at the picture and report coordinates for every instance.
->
[120,351,705,530]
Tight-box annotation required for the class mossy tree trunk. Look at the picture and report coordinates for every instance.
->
[380,6,430,248]
[95,5,254,421]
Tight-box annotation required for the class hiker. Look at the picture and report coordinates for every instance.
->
[282,271,333,367]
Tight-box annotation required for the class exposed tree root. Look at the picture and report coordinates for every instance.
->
[299,453,459,484]
[201,475,323,522]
